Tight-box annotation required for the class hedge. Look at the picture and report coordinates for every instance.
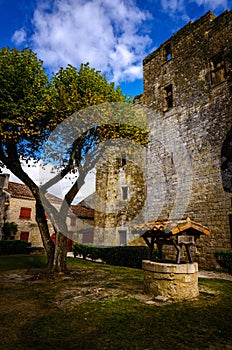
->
[0,240,31,255]
[73,243,159,269]
[214,250,232,274]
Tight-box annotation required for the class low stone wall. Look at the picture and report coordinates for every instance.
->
[142,260,199,301]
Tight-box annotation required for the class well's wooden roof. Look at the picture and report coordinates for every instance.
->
[135,217,210,236]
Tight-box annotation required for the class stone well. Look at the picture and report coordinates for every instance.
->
[142,260,199,302]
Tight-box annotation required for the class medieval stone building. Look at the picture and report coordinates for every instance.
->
[95,10,232,268]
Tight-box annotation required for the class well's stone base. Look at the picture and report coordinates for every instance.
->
[142,260,199,301]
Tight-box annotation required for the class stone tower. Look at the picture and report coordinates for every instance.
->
[142,10,232,267]
[94,143,146,247]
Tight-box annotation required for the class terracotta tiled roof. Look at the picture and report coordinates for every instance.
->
[8,182,34,199]
[8,181,94,219]
[70,203,94,219]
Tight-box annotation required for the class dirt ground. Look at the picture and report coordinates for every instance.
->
[0,266,231,313]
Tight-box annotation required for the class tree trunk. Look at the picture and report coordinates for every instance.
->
[52,231,68,273]
[0,144,68,273]
[35,200,55,270]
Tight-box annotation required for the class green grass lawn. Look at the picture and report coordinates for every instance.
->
[0,255,231,350]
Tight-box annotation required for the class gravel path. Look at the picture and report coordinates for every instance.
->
[198,270,232,281]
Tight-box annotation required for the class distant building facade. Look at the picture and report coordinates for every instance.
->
[0,175,94,251]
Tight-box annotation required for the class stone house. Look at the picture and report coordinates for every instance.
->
[95,10,232,268]
[0,174,94,251]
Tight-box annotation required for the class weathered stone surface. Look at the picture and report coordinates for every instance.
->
[95,10,232,268]
[142,10,232,268]
[143,261,199,301]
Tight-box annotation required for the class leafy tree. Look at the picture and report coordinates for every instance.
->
[39,65,148,272]
[0,47,56,268]
[0,47,148,272]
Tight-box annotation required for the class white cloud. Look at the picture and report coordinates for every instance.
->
[2,160,96,203]
[191,0,228,10]
[20,0,152,83]
[11,28,27,45]
[160,0,229,18]
[161,0,185,14]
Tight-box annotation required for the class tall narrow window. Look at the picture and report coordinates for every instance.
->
[164,43,172,62]
[119,230,127,246]
[121,186,129,200]
[163,84,173,111]
[121,153,127,167]
[19,207,31,220]
[210,52,226,85]
[70,217,76,227]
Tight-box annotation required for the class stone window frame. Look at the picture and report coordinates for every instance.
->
[118,228,128,246]
[163,42,172,62]
[163,84,173,112]
[210,51,226,86]
[121,185,129,200]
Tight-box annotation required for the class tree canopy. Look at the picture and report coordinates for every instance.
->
[0,47,149,272]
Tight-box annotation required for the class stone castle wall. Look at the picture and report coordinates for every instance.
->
[143,10,232,268]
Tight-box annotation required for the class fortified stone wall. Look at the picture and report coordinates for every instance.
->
[143,10,232,268]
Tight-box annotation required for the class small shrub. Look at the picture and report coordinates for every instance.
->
[73,243,159,268]
[73,243,91,259]
[214,250,232,274]
[2,222,18,240]
[99,246,158,269]
[0,240,31,255]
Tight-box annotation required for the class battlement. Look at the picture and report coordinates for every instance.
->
[143,10,231,65]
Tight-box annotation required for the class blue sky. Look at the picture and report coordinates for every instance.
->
[0,0,231,98]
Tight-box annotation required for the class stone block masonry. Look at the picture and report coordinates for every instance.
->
[94,10,232,269]
[142,10,232,268]
[143,261,199,301]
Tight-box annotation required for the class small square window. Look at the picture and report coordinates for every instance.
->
[82,231,94,244]
[19,207,31,220]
